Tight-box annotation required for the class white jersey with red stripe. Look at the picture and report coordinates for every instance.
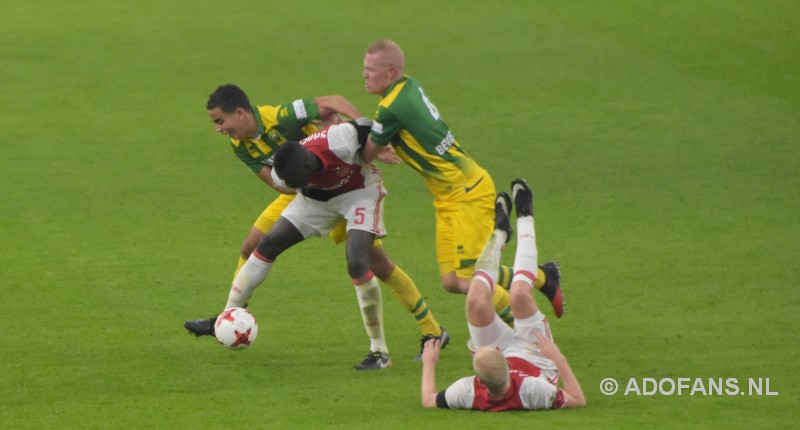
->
[438,359,567,411]
[278,122,387,239]
[298,123,379,201]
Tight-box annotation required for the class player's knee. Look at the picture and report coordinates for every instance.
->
[348,259,370,279]
[440,273,463,293]
[509,284,533,306]
[442,283,461,293]
[466,289,486,313]
[255,236,279,261]
[443,280,469,294]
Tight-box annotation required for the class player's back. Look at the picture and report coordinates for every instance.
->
[375,76,486,201]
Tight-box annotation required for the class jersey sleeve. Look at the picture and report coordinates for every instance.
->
[435,391,449,408]
[369,105,401,146]
[327,123,360,163]
[520,377,568,410]
[441,377,475,409]
[270,168,294,192]
[276,98,321,131]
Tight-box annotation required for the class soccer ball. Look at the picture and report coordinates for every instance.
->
[214,307,259,349]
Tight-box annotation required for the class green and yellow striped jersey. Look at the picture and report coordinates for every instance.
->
[231,99,321,173]
[369,76,487,201]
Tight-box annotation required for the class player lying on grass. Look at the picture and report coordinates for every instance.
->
[216,119,398,370]
[185,85,449,361]
[420,179,586,410]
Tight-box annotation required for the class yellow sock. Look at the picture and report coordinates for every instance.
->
[533,267,546,289]
[491,286,514,326]
[232,256,250,308]
[497,265,514,290]
[385,265,441,337]
[232,256,247,284]
[500,265,547,289]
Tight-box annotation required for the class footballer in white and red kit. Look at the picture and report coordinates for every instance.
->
[226,119,394,370]
[435,308,567,411]
[273,121,387,239]
[439,366,567,411]
[421,179,586,410]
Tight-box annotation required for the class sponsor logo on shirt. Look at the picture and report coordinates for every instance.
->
[293,99,308,120]
[268,130,282,143]
[302,130,328,143]
[371,121,383,135]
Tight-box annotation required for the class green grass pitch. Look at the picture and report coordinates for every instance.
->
[1,0,798,428]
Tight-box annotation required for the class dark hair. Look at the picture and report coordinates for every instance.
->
[207,84,252,112]
[273,141,319,188]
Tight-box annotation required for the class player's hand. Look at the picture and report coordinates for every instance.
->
[319,113,342,128]
[421,338,442,365]
[534,332,565,362]
[376,146,402,164]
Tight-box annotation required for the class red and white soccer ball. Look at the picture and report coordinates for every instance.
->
[214,307,259,349]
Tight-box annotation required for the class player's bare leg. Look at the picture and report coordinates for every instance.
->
[465,277,497,328]
[183,218,304,337]
[347,230,392,370]
[466,191,512,326]
[222,217,304,309]
[234,201,284,283]
[459,191,515,353]
[235,225,266,276]
[441,270,513,326]
[241,226,264,262]
[368,245,394,279]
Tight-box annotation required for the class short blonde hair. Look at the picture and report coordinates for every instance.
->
[365,39,405,69]
[473,347,509,393]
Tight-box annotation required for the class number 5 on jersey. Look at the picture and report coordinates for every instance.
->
[354,208,366,225]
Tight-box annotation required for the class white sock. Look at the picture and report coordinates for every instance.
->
[473,230,505,291]
[512,216,538,286]
[225,253,272,309]
[354,273,387,353]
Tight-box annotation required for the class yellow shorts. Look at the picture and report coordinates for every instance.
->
[434,174,496,278]
[254,193,382,247]
[253,193,295,233]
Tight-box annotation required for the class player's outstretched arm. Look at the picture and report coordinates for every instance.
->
[362,136,384,164]
[534,332,587,408]
[313,95,362,121]
[421,338,443,408]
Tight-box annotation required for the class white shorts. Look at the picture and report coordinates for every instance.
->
[280,182,387,239]
[468,311,559,382]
